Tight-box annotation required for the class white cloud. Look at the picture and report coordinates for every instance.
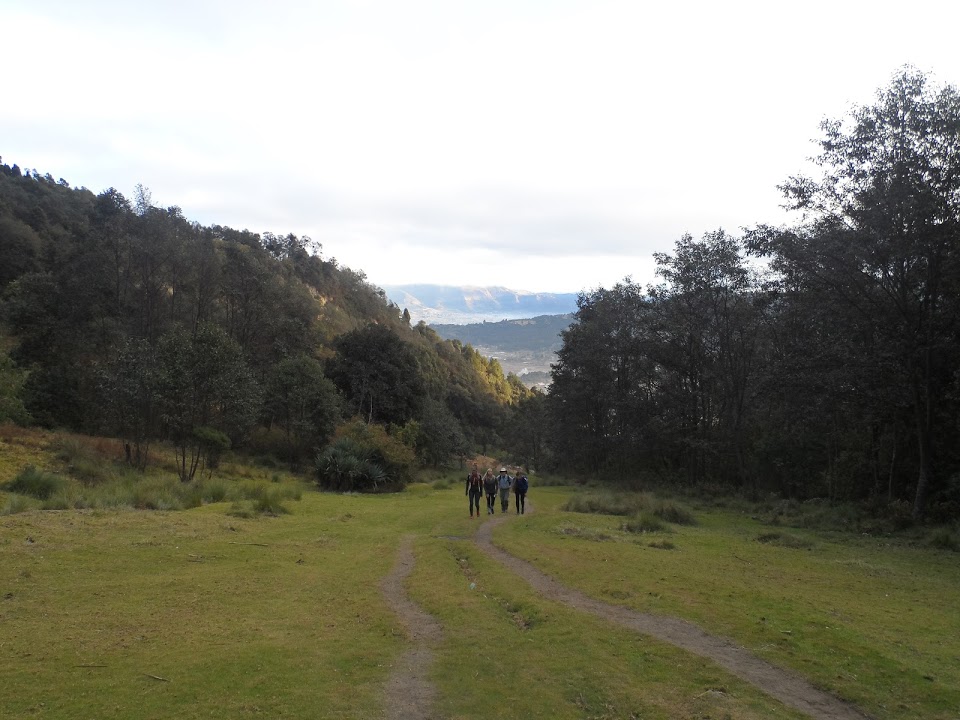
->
[3,0,960,293]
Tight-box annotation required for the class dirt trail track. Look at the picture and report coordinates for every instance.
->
[474,506,872,720]
[381,535,443,720]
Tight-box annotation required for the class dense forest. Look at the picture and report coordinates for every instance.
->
[0,166,530,488]
[547,68,960,522]
[2,67,958,523]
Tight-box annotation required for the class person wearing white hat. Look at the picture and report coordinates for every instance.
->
[496,468,513,513]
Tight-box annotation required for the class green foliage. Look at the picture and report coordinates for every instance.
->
[0,162,517,472]
[0,350,31,425]
[264,353,340,460]
[554,523,614,541]
[193,426,231,477]
[1,493,35,514]
[413,399,466,467]
[155,324,261,482]
[652,501,697,526]
[543,69,960,523]
[315,419,419,493]
[5,465,65,499]
[621,512,670,534]
[648,539,677,550]
[315,437,387,492]
[928,529,960,552]
[326,324,424,425]
[755,532,815,550]
[562,491,646,516]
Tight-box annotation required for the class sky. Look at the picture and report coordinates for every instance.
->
[4,0,960,293]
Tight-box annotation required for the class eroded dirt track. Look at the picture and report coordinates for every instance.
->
[474,507,871,720]
[381,535,443,720]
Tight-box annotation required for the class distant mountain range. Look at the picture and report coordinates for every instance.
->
[381,284,579,325]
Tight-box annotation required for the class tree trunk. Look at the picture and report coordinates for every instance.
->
[911,369,933,520]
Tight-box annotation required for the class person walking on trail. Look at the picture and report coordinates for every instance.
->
[466,465,483,518]
[496,468,513,513]
[513,470,529,514]
[482,468,497,515]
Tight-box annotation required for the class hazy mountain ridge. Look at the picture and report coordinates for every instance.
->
[382,284,579,325]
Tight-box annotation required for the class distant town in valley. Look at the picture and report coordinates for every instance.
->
[382,284,578,385]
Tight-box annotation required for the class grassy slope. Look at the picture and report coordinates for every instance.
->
[495,487,960,720]
[2,446,957,719]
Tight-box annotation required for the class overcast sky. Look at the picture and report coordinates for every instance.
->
[4,0,960,292]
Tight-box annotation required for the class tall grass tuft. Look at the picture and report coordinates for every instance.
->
[756,531,814,549]
[5,465,66,499]
[2,493,36,514]
[652,500,697,525]
[563,491,647,516]
[621,512,670,534]
[928,528,959,552]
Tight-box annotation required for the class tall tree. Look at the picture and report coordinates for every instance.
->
[749,67,960,517]
[326,324,424,425]
[154,323,262,482]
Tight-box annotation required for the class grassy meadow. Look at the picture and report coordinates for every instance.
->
[2,429,958,719]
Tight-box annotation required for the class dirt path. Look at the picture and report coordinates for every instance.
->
[474,506,872,720]
[380,535,443,720]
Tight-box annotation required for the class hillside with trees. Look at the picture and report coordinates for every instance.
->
[0,167,530,486]
[547,68,960,522]
[3,67,958,526]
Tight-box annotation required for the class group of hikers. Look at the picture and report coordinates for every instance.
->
[465,465,528,517]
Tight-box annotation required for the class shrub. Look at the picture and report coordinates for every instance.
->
[199,478,229,503]
[253,489,292,516]
[648,540,677,550]
[5,465,66,499]
[563,491,647,516]
[132,477,184,511]
[316,438,381,491]
[193,426,231,476]
[554,523,613,541]
[756,532,814,549]
[621,512,669,534]
[652,501,697,525]
[928,529,959,552]
[2,494,35,514]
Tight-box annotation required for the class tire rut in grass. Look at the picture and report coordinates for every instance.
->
[473,505,871,720]
[381,535,443,720]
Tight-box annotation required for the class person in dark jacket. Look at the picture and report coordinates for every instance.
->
[482,468,497,515]
[513,471,529,514]
[465,465,483,518]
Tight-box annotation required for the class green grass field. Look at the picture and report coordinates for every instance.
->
[2,435,958,719]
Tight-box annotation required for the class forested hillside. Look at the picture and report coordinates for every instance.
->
[0,165,531,484]
[547,68,960,522]
[431,314,573,353]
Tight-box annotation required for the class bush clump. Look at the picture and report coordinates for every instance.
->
[621,512,670,534]
[652,501,697,525]
[928,529,959,552]
[563,491,646,516]
[756,531,814,549]
[315,419,414,492]
[5,465,66,499]
[648,540,677,550]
